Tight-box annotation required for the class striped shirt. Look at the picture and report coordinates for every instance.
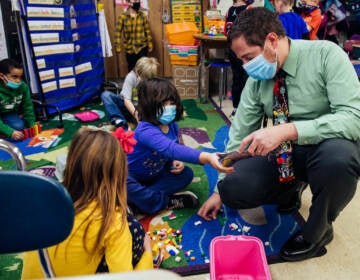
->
[114,11,153,54]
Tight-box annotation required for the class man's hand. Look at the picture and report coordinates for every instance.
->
[171,160,184,174]
[239,123,298,156]
[11,130,24,141]
[197,192,222,221]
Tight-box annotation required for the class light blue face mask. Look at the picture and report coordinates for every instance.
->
[158,105,176,125]
[242,53,277,80]
[5,77,22,89]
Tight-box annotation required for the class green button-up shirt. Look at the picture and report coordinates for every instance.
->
[218,39,360,184]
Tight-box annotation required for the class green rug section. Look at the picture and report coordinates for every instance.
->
[0,254,22,280]
[0,98,226,276]
[181,99,225,142]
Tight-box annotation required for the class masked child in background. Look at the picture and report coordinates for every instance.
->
[101,57,159,130]
[224,0,252,119]
[126,78,234,215]
[22,127,153,278]
[0,58,35,141]
[115,0,153,72]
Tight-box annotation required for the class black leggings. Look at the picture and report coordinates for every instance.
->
[218,138,360,243]
[96,214,146,272]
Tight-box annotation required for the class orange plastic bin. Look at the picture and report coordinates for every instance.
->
[210,235,272,280]
[165,22,199,46]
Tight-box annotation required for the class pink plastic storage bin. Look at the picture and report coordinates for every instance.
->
[210,235,271,280]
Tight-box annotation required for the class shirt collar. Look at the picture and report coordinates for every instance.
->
[282,39,299,78]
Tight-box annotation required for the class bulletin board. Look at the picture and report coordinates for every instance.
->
[171,0,203,30]
[19,0,104,114]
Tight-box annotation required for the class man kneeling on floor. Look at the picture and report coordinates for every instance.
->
[198,7,360,262]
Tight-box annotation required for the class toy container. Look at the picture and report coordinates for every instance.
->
[165,22,199,46]
[168,44,199,65]
[210,235,271,280]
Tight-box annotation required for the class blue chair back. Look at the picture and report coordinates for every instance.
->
[0,170,74,254]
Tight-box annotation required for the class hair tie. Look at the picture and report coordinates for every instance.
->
[112,127,137,154]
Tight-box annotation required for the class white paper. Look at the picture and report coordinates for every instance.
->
[75,62,92,75]
[58,67,74,77]
[59,78,76,89]
[27,7,64,18]
[0,7,8,59]
[29,0,62,4]
[31,33,59,44]
[42,80,57,93]
[39,69,55,81]
[36,58,46,69]
[33,43,73,56]
[28,20,64,31]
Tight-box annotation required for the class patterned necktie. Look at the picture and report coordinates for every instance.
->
[273,69,295,183]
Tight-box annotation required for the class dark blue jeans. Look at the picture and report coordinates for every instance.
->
[1,113,25,140]
[1,113,25,131]
[126,46,148,72]
[101,91,135,127]
[127,166,194,214]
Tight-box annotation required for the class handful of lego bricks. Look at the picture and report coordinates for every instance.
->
[218,151,251,167]
[22,122,42,139]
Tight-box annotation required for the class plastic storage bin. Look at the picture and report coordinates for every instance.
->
[169,44,198,65]
[210,235,271,280]
[165,22,199,45]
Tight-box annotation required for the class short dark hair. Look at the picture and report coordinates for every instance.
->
[137,78,183,125]
[228,7,286,48]
[0,59,23,75]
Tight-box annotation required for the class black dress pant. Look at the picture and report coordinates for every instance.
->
[228,48,248,109]
[126,46,148,72]
[218,138,360,243]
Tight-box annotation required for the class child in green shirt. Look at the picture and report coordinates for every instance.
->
[0,58,35,141]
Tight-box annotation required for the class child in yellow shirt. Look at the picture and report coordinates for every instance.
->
[22,127,153,278]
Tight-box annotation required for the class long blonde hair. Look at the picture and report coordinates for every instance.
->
[62,127,128,254]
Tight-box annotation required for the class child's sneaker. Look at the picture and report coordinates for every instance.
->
[167,191,199,210]
[111,119,128,130]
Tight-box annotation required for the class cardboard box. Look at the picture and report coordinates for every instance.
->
[172,65,199,99]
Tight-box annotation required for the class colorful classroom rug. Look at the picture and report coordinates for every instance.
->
[140,99,305,276]
[0,99,304,278]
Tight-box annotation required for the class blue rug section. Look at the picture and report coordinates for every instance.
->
[0,138,47,161]
[180,125,302,265]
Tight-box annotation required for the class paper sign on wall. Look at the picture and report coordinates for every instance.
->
[58,67,74,77]
[27,7,64,18]
[31,33,60,44]
[28,20,64,31]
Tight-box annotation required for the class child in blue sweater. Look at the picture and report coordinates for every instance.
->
[127,78,233,214]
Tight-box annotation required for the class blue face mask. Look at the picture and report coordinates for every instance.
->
[242,53,277,80]
[158,105,176,125]
[5,77,22,89]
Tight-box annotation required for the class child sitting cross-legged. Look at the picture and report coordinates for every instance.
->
[101,57,159,130]
[126,78,234,215]
[0,58,36,141]
[22,127,153,278]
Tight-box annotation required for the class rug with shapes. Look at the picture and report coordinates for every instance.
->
[0,99,304,278]
[140,100,305,276]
